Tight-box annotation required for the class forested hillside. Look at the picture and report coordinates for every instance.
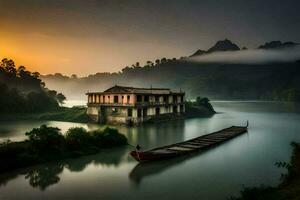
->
[0,58,66,112]
[42,39,300,101]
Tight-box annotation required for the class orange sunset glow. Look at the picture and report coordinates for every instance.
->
[2,1,299,76]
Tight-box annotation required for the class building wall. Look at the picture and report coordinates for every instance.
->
[87,92,185,125]
[87,106,99,122]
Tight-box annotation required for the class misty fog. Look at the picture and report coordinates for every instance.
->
[189,47,300,64]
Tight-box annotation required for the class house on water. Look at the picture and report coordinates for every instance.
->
[86,85,185,125]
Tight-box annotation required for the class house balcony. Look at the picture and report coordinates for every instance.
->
[87,103,134,107]
[87,101,184,107]
[135,101,184,107]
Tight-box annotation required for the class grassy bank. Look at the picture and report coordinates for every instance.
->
[231,142,300,200]
[0,125,128,173]
[38,106,89,122]
[0,106,89,123]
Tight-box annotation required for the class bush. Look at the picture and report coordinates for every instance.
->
[25,125,65,153]
[92,127,127,147]
[65,127,91,150]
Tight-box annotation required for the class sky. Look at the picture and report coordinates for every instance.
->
[0,0,300,76]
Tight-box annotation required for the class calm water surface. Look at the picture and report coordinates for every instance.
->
[0,101,300,200]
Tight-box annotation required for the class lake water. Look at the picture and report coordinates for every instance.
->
[0,101,300,200]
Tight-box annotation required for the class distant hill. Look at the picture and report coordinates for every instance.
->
[258,41,299,49]
[41,39,300,102]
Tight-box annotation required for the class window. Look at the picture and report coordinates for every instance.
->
[155,107,160,115]
[143,108,147,116]
[137,95,142,102]
[173,95,177,103]
[128,108,132,117]
[156,96,160,102]
[137,109,142,117]
[163,96,168,103]
[173,105,177,113]
[180,105,184,113]
[144,95,149,102]
[103,95,105,103]
[114,95,119,103]
[127,95,130,103]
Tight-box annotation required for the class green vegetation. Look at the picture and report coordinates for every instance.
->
[0,125,128,173]
[230,142,300,200]
[185,97,216,118]
[0,58,66,112]
[0,106,89,123]
[38,106,89,123]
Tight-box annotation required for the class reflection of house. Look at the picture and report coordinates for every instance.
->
[86,85,185,125]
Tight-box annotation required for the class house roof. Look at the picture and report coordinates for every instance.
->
[87,85,184,95]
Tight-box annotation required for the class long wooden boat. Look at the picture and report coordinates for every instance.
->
[130,123,248,162]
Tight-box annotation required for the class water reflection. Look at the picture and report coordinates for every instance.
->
[129,154,196,186]
[25,163,63,190]
[0,147,127,190]
[120,120,186,149]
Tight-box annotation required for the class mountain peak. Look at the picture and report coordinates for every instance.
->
[258,41,298,49]
[207,39,240,53]
[190,49,206,56]
[191,39,240,57]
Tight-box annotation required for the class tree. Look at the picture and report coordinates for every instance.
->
[25,125,65,152]
[155,59,160,65]
[71,74,77,79]
[56,93,66,104]
[196,96,210,105]
[146,61,153,67]
[32,72,40,78]
[0,58,17,75]
[160,58,167,64]
[0,58,65,112]
[65,127,91,150]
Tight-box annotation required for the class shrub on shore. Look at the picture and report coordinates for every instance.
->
[65,127,91,150]
[92,127,128,147]
[25,125,65,153]
[0,125,128,172]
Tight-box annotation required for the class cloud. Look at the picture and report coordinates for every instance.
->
[189,47,300,64]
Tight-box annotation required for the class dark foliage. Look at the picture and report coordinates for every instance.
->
[0,125,128,173]
[185,97,216,118]
[0,58,66,112]
[65,127,91,150]
[92,127,128,147]
[25,125,65,153]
